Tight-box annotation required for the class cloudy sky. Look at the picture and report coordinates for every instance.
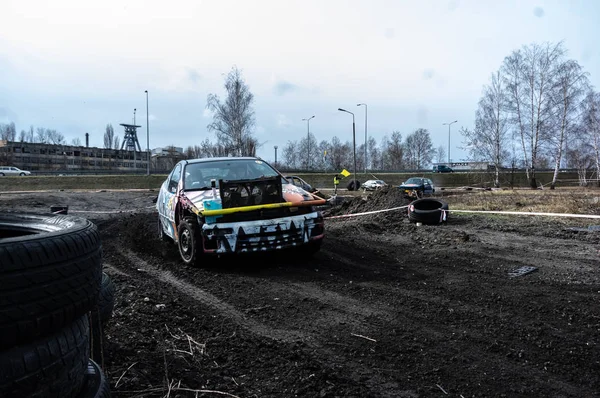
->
[1,0,599,163]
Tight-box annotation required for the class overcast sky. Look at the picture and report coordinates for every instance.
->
[1,0,599,163]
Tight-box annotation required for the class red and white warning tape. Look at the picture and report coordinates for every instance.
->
[325,205,409,220]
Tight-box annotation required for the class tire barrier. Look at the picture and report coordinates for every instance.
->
[407,198,449,225]
[77,358,111,398]
[0,211,111,397]
[0,212,103,349]
[0,315,90,398]
[97,272,116,325]
[90,272,116,365]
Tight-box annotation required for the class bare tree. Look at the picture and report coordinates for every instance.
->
[404,128,434,170]
[581,90,600,186]
[547,59,589,188]
[206,66,256,156]
[0,122,16,141]
[282,140,299,170]
[367,136,380,170]
[502,41,566,188]
[113,135,120,150]
[46,129,65,145]
[381,131,404,170]
[18,129,26,142]
[35,127,47,143]
[104,124,114,149]
[462,71,511,187]
[71,137,82,146]
[435,145,446,163]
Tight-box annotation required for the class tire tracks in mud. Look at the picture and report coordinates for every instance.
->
[105,245,407,395]
[115,249,310,343]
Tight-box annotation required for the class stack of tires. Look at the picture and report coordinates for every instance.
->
[407,198,449,225]
[0,213,111,397]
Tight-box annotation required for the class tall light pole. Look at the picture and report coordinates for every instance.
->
[145,90,150,175]
[274,145,278,166]
[443,120,457,165]
[338,108,357,190]
[357,103,367,174]
[302,115,315,171]
[133,108,137,170]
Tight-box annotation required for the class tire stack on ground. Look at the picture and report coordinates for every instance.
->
[407,198,450,225]
[0,212,111,397]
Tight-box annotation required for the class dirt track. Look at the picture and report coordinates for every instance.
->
[1,188,600,397]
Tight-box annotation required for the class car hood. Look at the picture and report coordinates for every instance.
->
[399,183,422,188]
[183,184,315,211]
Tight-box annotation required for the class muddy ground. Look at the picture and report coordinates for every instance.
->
[1,188,600,398]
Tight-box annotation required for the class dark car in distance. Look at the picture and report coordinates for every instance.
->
[398,177,435,198]
[433,165,453,173]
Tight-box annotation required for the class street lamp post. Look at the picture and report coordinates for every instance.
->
[357,103,367,174]
[302,115,315,171]
[145,90,150,175]
[443,120,457,165]
[133,108,137,170]
[338,108,357,191]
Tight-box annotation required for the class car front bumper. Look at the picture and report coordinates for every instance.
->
[200,212,324,254]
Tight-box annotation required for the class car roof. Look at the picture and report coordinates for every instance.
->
[183,156,261,165]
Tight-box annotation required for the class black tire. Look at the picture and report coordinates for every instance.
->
[19,172,25,176]
[0,173,4,176]
[178,217,200,265]
[0,315,90,398]
[408,198,449,225]
[89,273,115,365]
[78,358,111,398]
[96,272,115,325]
[0,212,103,349]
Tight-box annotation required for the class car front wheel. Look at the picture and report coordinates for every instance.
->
[177,218,200,266]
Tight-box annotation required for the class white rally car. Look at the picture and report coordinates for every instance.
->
[156,157,325,265]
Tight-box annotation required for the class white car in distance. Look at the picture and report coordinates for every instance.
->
[362,179,387,191]
[0,166,31,176]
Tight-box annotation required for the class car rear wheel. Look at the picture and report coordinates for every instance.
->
[177,218,200,266]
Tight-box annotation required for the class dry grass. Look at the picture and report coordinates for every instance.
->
[442,188,600,215]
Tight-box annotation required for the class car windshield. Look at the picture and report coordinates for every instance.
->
[404,178,423,185]
[183,158,282,190]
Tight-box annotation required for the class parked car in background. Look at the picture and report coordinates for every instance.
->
[156,157,325,265]
[433,165,453,173]
[398,177,435,198]
[0,166,31,176]
[362,179,388,191]
[285,175,317,193]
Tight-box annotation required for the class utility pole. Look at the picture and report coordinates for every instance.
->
[338,108,357,190]
[443,120,457,165]
[145,90,150,175]
[302,115,315,171]
[357,103,367,173]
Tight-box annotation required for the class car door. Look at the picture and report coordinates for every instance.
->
[423,179,433,195]
[158,163,182,239]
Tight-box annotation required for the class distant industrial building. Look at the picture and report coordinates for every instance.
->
[0,139,186,174]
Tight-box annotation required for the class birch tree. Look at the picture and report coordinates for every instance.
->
[462,71,510,187]
[206,66,257,156]
[502,41,565,188]
[547,59,589,188]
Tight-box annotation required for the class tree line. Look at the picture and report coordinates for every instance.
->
[460,41,598,188]
[188,66,442,172]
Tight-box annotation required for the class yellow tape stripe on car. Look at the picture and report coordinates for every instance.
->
[201,199,326,217]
